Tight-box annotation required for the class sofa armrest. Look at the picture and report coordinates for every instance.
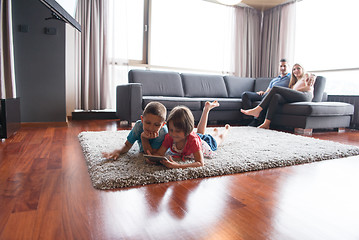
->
[321,92,328,102]
[116,83,143,123]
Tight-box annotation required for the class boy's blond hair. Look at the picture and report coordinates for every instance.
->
[143,102,167,122]
[167,106,194,136]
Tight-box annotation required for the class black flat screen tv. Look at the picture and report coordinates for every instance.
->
[39,0,81,32]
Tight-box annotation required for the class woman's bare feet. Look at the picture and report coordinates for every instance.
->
[240,106,262,118]
[258,119,270,129]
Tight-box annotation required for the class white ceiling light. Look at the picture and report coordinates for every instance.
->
[216,0,242,5]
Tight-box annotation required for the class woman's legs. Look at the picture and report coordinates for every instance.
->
[265,93,285,120]
[258,93,284,129]
[243,86,313,114]
[242,86,313,129]
[258,119,271,129]
[259,86,312,109]
[197,101,219,135]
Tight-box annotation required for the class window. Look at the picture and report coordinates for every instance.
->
[108,0,235,74]
[295,0,359,95]
[150,0,235,74]
[108,0,144,63]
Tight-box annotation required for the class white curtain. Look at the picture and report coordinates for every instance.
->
[0,0,16,99]
[234,6,262,77]
[75,0,131,110]
[106,0,131,109]
[261,2,296,77]
[77,0,109,110]
[234,2,296,78]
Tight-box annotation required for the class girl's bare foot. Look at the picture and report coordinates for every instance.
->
[204,101,220,111]
[216,124,230,146]
[240,107,262,118]
[212,128,219,136]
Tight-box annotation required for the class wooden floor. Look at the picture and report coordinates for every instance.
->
[1,120,359,240]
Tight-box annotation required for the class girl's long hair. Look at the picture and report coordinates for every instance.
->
[288,63,304,89]
[167,106,194,136]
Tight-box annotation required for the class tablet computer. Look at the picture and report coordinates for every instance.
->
[143,154,168,163]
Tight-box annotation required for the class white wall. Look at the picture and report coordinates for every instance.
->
[65,24,78,117]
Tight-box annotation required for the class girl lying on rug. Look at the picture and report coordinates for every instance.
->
[145,101,230,169]
[102,101,168,160]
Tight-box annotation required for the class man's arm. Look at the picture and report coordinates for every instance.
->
[257,88,270,95]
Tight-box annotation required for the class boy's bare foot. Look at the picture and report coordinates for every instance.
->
[240,107,261,118]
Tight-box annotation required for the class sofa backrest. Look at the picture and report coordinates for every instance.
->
[312,76,326,102]
[181,73,228,98]
[223,76,255,98]
[254,78,273,92]
[128,70,184,97]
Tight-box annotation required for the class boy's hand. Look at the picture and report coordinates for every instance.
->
[102,150,121,160]
[141,131,159,139]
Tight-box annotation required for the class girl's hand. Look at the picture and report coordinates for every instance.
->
[308,74,316,87]
[304,74,311,86]
[144,150,160,165]
[160,156,179,169]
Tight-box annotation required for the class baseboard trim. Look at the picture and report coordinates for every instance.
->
[21,122,68,127]
[72,110,117,120]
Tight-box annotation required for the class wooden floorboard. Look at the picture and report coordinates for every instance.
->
[1,120,359,240]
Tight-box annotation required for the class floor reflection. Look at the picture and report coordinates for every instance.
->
[270,157,359,240]
[100,178,231,239]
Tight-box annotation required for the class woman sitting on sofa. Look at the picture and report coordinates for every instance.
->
[241,63,316,129]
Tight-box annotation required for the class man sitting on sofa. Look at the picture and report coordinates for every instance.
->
[241,58,291,126]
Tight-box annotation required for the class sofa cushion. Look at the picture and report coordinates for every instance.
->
[199,98,242,110]
[142,96,202,111]
[278,102,354,116]
[143,96,242,111]
[181,73,228,98]
[224,76,255,98]
[129,70,184,97]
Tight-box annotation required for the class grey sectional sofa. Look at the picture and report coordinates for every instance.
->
[116,69,354,134]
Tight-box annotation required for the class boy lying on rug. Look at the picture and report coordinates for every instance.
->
[145,101,230,169]
[102,101,168,161]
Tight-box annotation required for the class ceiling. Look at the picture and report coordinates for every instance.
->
[241,0,292,11]
[206,0,294,11]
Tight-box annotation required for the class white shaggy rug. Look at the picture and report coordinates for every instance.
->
[78,127,359,189]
